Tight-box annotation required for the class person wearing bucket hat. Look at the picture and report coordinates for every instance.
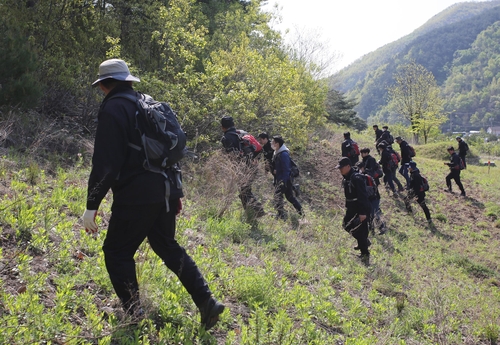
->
[83,58,224,329]
[406,162,432,224]
[337,157,372,262]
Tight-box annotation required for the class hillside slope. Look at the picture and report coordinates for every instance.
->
[0,128,499,344]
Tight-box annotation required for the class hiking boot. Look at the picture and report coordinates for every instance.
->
[427,219,433,225]
[378,224,387,235]
[443,188,452,193]
[199,296,225,330]
[460,192,466,197]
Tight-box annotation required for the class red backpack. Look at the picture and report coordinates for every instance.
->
[235,130,262,156]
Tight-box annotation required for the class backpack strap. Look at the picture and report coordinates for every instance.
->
[107,92,173,211]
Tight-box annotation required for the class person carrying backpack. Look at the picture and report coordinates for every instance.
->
[456,136,469,169]
[336,157,372,263]
[341,131,360,165]
[386,143,405,192]
[356,161,387,235]
[83,59,224,329]
[444,146,466,197]
[406,161,432,225]
[377,142,398,197]
[271,136,303,220]
[360,147,383,184]
[395,136,412,189]
[221,116,265,217]
[376,125,393,147]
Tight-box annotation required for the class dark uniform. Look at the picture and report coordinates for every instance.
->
[457,138,468,169]
[379,145,397,193]
[341,138,359,165]
[374,128,383,144]
[341,165,372,256]
[221,125,265,216]
[397,139,412,188]
[376,129,391,147]
[408,164,432,222]
[387,146,405,191]
[273,148,302,219]
[445,151,466,196]
[261,141,274,174]
[87,84,215,316]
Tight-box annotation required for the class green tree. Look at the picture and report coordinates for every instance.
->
[325,89,366,131]
[387,61,443,143]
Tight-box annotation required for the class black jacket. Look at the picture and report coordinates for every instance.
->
[376,130,391,146]
[446,152,462,171]
[374,128,383,142]
[379,149,393,172]
[262,141,274,171]
[342,138,359,163]
[458,140,468,156]
[409,169,425,198]
[342,168,372,216]
[87,85,182,210]
[221,127,241,153]
[399,140,412,164]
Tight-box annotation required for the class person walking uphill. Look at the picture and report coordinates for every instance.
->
[271,136,303,220]
[336,157,372,262]
[220,116,265,217]
[395,136,411,189]
[406,161,432,224]
[82,59,224,329]
[341,131,360,165]
[456,136,469,169]
[444,146,466,197]
[258,132,274,174]
[373,125,383,150]
[377,142,398,196]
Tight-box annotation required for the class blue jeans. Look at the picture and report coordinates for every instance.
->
[399,164,411,189]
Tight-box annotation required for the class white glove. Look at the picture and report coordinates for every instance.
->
[83,210,98,234]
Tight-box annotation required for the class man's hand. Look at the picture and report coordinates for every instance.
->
[176,199,183,215]
[83,210,98,234]
[359,214,367,222]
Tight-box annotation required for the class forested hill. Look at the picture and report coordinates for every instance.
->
[332,0,500,130]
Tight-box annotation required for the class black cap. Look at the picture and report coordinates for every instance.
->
[395,136,402,141]
[456,136,462,140]
[383,125,388,129]
[335,157,352,169]
[220,116,234,128]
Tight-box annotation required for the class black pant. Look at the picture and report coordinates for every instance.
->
[274,180,302,218]
[383,168,396,192]
[344,209,370,255]
[391,167,404,191]
[103,200,211,312]
[416,193,431,221]
[446,170,465,194]
[459,153,467,169]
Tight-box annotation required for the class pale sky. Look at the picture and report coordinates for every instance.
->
[262,0,481,71]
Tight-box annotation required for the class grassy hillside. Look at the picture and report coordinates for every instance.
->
[0,128,499,344]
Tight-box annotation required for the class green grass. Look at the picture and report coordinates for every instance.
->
[0,132,500,344]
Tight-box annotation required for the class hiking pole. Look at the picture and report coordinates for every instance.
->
[488,160,491,174]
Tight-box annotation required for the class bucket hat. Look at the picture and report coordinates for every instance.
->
[92,59,140,86]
